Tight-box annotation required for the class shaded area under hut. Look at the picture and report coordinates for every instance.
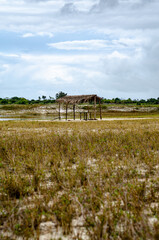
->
[56,94,102,120]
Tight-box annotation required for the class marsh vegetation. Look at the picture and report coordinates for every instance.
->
[0,120,159,239]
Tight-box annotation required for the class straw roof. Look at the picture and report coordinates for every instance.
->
[56,94,102,104]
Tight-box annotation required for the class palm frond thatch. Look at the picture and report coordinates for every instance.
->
[56,94,101,104]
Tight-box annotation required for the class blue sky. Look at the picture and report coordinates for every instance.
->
[0,0,159,99]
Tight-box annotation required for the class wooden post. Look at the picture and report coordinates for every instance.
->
[66,104,68,120]
[86,112,88,121]
[73,104,75,120]
[99,100,102,120]
[59,103,61,120]
[90,112,92,119]
[88,108,90,120]
[80,112,82,120]
[94,95,96,119]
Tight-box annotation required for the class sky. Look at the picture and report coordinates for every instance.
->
[0,0,159,100]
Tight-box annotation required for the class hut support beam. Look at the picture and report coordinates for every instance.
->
[88,108,90,120]
[73,104,75,120]
[66,104,68,120]
[59,103,61,120]
[99,100,102,120]
[94,96,96,119]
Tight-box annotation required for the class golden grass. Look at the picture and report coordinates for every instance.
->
[0,120,159,239]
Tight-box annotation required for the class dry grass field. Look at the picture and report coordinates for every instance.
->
[0,119,159,239]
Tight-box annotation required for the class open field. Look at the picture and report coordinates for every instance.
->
[0,119,159,239]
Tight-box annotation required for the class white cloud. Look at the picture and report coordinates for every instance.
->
[20,53,101,64]
[61,3,77,14]
[33,65,74,84]
[112,38,145,47]
[0,0,159,99]
[37,32,53,37]
[91,0,119,12]
[22,32,53,38]
[107,51,129,59]
[0,64,10,73]
[48,37,145,53]
[0,0,158,33]
[0,43,157,98]
[22,33,35,38]
[0,52,19,58]
[48,40,109,50]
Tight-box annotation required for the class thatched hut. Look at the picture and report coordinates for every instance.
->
[56,94,102,120]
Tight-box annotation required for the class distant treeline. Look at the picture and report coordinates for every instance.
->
[0,96,159,105]
[0,92,66,105]
[102,97,159,105]
[0,96,55,105]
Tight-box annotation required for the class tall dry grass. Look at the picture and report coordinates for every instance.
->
[0,120,159,239]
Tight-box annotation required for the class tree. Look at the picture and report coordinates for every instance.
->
[17,98,28,104]
[139,99,146,104]
[147,98,157,104]
[55,91,67,100]
[42,95,46,100]
[49,96,54,100]
[1,99,9,104]
[114,97,121,104]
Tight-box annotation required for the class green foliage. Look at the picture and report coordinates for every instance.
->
[102,97,159,105]
[0,96,55,105]
[55,91,67,99]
